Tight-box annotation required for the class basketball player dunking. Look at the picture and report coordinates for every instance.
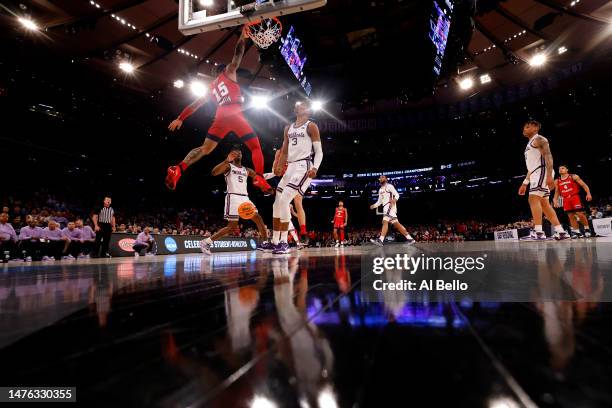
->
[270,101,323,255]
[200,146,268,255]
[165,27,272,194]
[370,175,414,245]
[553,165,593,238]
[332,200,348,247]
[518,120,569,240]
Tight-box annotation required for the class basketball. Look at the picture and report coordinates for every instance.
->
[238,201,257,219]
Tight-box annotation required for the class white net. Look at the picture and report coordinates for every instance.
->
[245,18,282,49]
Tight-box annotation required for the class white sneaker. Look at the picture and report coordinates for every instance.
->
[334,242,340,248]
[62,255,75,260]
[41,256,50,261]
[553,231,571,241]
[370,238,384,246]
[25,256,32,262]
[584,231,592,238]
[134,252,140,258]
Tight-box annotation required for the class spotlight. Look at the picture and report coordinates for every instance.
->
[190,80,207,97]
[119,62,135,73]
[18,17,39,31]
[479,74,491,84]
[311,100,324,111]
[174,79,184,88]
[557,46,567,55]
[529,53,547,67]
[251,95,270,109]
[459,77,474,90]
[199,0,214,6]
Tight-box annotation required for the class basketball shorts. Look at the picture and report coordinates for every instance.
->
[333,220,345,229]
[224,193,255,220]
[207,109,256,142]
[528,167,555,197]
[563,194,584,212]
[382,203,398,223]
[276,160,313,197]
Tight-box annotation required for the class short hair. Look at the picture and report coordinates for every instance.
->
[559,164,569,170]
[230,144,242,152]
[338,200,344,204]
[525,120,541,129]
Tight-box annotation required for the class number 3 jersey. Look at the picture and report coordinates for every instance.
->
[287,120,313,162]
[225,163,249,195]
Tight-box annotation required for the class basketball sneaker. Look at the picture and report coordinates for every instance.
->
[553,231,571,240]
[570,231,584,239]
[200,238,212,255]
[406,235,415,244]
[584,231,592,238]
[370,238,384,246]
[252,174,274,195]
[165,165,182,190]
[334,241,340,248]
[257,241,274,252]
[272,242,290,254]
[520,231,548,241]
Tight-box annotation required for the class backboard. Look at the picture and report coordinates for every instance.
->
[178,0,327,36]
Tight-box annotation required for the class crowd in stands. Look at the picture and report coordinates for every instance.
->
[2,193,612,260]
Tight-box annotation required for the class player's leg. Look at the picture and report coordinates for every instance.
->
[527,194,545,239]
[166,136,220,190]
[333,227,339,245]
[288,220,299,245]
[201,220,238,255]
[273,188,299,254]
[566,211,582,238]
[540,197,569,240]
[576,211,592,237]
[235,119,272,193]
[371,220,389,246]
[293,195,307,239]
[250,213,268,240]
[391,220,415,243]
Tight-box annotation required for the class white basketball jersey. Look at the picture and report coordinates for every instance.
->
[287,120,313,162]
[378,184,398,207]
[225,163,248,195]
[524,135,546,174]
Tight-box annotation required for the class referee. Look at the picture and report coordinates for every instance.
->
[93,196,116,258]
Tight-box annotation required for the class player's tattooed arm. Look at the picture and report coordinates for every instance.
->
[227,32,248,74]
[573,174,593,200]
[211,151,238,176]
[533,136,555,190]
[274,126,290,176]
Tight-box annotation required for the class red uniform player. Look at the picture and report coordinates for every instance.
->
[165,27,271,193]
[553,165,593,238]
[332,200,348,247]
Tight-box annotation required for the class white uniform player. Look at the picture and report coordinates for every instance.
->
[370,175,414,245]
[270,101,323,254]
[524,134,554,198]
[373,183,400,223]
[224,163,253,220]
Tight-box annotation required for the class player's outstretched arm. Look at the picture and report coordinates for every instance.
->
[211,152,237,176]
[169,96,208,131]
[573,174,593,201]
[226,28,249,77]
[307,122,323,178]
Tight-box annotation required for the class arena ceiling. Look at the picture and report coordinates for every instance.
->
[2,0,612,105]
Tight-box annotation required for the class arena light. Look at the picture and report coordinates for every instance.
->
[479,74,491,84]
[119,62,135,73]
[312,100,324,111]
[251,95,270,109]
[173,79,184,89]
[199,0,214,6]
[459,77,474,90]
[190,80,207,97]
[529,53,547,67]
[558,46,568,55]
[18,17,39,31]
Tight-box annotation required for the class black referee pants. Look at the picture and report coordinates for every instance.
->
[95,223,112,257]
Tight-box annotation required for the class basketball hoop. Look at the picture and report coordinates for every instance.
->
[244,17,282,49]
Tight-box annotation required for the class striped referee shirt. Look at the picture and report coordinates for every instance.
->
[98,207,114,224]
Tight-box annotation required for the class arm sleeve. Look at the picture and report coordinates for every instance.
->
[312,141,323,169]
[178,97,206,121]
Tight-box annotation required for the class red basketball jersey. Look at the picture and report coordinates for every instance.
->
[210,72,243,107]
[334,208,346,223]
[556,175,580,198]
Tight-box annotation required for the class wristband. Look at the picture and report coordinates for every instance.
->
[522,179,530,185]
